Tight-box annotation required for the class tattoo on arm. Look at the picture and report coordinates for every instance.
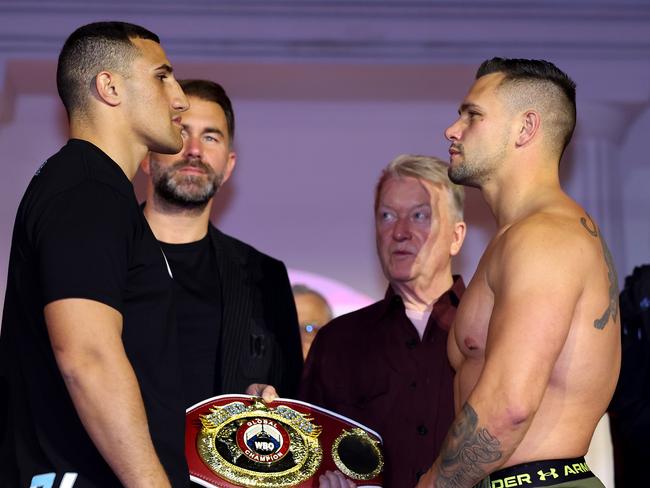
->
[580,215,619,330]
[435,402,502,488]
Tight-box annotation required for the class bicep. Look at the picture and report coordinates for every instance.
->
[45,298,124,371]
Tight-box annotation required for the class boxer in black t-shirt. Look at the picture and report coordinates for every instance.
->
[0,22,189,487]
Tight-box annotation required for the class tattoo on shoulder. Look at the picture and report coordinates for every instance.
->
[435,403,502,488]
[580,214,619,330]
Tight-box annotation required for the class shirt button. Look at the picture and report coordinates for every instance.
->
[417,424,428,436]
[405,338,418,349]
[410,381,417,389]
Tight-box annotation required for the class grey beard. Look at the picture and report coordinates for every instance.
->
[154,169,223,210]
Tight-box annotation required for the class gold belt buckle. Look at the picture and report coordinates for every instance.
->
[186,395,384,487]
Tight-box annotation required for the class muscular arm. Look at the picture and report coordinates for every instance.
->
[418,221,585,487]
[45,299,171,488]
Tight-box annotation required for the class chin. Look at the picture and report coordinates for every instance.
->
[152,135,183,155]
[387,269,415,283]
[168,138,184,154]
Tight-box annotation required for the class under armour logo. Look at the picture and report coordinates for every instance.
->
[537,468,559,481]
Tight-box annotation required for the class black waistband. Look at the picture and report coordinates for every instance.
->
[487,457,594,487]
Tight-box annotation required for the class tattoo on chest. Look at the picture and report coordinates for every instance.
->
[580,215,619,330]
[435,403,502,487]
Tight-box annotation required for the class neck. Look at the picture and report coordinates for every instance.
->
[481,154,563,229]
[392,271,454,312]
[143,191,213,244]
[69,116,145,181]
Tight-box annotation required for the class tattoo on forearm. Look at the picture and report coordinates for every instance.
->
[580,215,619,330]
[434,403,502,488]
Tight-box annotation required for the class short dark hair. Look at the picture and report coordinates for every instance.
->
[57,21,160,117]
[179,79,236,143]
[477,57,577,156]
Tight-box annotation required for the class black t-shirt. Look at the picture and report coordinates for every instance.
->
[0,140,188,487]
[160,236,222,408]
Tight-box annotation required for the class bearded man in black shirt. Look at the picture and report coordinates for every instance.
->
[0,22,190,487]
[141,80,303,409]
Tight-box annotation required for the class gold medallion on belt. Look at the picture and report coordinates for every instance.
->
[187,395,384,487]
[197,398,322,487]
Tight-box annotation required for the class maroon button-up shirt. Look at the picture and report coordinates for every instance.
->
[299,276,464,488]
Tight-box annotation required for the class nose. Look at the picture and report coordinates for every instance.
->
[184,135,201,158]
[392,218,411,241]
[172,79,189,113]
[445,118,462,142]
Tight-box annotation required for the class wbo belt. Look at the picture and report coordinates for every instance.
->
[484,457,595,488]
[186,395,384,487]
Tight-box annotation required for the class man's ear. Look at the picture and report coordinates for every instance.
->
[515,110,541,147]
[220,152,237,186]
[450,220,467,257]
[94,71,121,107]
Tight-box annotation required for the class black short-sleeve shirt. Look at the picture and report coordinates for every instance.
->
[0,139,188,487]
[159,237,222,408]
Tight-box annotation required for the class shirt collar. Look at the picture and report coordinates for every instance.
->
[67,138,134,199]
[383,274,465,314]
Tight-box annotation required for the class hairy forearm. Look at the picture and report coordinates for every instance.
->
[417,400,530,488]
[59,351,171,488]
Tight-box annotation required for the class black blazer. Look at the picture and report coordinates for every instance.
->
[208,224,303,397]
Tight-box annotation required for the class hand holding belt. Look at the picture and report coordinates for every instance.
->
[186,395,384,487]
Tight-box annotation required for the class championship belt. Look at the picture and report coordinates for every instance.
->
[186,395,384,487]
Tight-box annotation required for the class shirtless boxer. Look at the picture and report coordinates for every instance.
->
[416,58,621,488]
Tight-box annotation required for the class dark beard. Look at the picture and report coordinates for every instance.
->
[448,163,477,188]
[447,149,485,189]
[152,159,223,210]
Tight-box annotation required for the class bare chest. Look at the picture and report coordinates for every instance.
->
[452,261,494,364]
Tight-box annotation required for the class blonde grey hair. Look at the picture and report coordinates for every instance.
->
[374,154,465,222]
